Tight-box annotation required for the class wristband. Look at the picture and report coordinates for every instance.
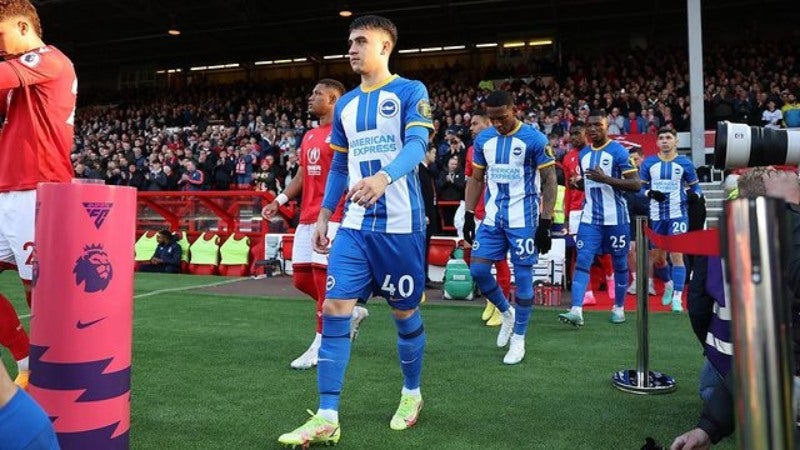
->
[276,193,289,206]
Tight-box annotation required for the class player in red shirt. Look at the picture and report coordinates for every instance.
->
[0,0,76,390]
[262,79,365,370]
[464,111,511,325]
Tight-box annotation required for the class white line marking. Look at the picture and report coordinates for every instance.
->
[133,278,248,299]
[16,277,250,319]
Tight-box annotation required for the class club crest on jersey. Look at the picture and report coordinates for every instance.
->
[83,202,113,229]
[576,240,584,249]
[20,52,41,68]
[74,244,113,293]
[512,146,523,157]
[307,147,321,164]
[379,99,399,118]
[417,99,432,119]
[471,240,480,251]
[326,275,336,291]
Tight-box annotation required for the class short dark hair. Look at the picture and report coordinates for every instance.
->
[588,109,607,118]
[657,126,677,137]
[158,229,173,239]
[629,146,644,156]
[472,109,487,118]
[350,15,398,47]
[317,78,345,97]
[485,90,514,108]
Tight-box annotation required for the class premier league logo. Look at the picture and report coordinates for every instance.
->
[83,202,113,229]
[74,244,113,293]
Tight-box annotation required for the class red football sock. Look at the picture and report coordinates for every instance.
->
[292,264,317,299]
[0,294,29,361]
[311,264,329,334]
[494,259,511,298]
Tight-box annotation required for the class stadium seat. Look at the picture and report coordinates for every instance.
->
[188,232,221,275]
[281,234,293,261]
[174,230,191,273]
[249,238,265,275]
[219,233,251,276]
[429,238,457,266]
[134,230,159,270]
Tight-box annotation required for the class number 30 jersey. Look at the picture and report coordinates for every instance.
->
[330,75,433,234]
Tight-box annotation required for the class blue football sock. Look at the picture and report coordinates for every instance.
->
[318,314,352,411]
[513,297,533,335]
[571,268,590,307]
[612,254,629,308]
[654,264,671,283]
[471,261,510,312]
[395,309,426,391]
[672,265,687,292]
[512,264,534,334]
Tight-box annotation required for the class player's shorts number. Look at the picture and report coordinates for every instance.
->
[671,221,687,234]
[382,274,414,298]
[610,235,627,249]
[515,238,535,256]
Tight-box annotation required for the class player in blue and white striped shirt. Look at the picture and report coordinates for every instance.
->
[462,90,557,365]
[640,127,702,312]
[279,15,432,447]
[558,110,641,327]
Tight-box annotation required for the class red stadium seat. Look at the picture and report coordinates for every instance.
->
[281,234,293,261]
[428,238,457,266]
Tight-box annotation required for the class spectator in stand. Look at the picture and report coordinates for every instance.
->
[178,160,205,191]
[253,157,280,195]
[781,91,800,128]
[127,164,145,190]
[712,86,734,123]
[162,165,179,191]
[437,134,466,171]
[144,161,167,191]
[762,100,783,129]
[234,146,255,187]
[607,107,624,135]
[212,149,235,190]
[437,155,466,201]
[437,155,466,229]
[623,110,647,134]
[284,150,300,188]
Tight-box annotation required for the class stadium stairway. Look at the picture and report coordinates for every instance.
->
[700,182,726,228]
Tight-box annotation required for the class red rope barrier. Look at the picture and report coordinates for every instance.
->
[644,226,720,256]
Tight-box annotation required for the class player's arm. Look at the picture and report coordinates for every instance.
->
[0,52,64,90]
[376,125,429,184]
[465,165,485,214]
[539,165,557,220]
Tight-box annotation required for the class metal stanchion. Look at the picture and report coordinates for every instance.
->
[725,197,795,450]
[612,215,677,394]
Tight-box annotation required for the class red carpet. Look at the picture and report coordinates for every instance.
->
[561,279,687,312]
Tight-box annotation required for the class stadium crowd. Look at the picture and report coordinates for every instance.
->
[71,40,799,209]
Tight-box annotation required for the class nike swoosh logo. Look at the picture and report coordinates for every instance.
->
[401,358,418,365]
[76,317,106,329]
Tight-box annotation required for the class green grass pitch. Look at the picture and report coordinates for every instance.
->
[0,272,736,449]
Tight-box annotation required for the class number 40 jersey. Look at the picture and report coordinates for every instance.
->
[330,75,433,234]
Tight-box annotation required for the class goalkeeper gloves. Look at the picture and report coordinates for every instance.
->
[463,210,476,245]
[535,218,553,254]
